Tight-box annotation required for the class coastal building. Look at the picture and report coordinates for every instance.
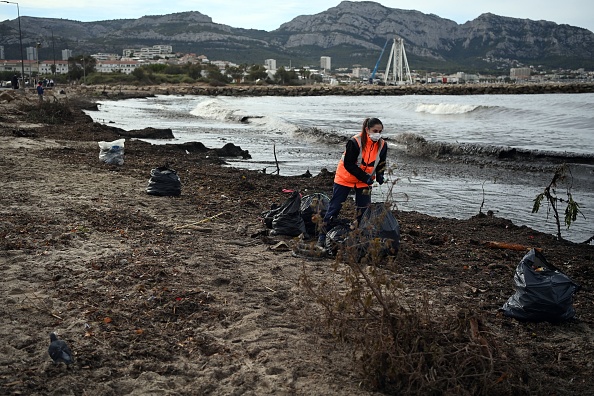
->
[456,72,480,83]
[320,56,331,72]
[510,67,531,80]
[62,49,72,60]
[264,59,277,71]
[0,59,37,77]
[210,60,238,71]
[176,53,200,64]
[1,59,69,76]
[352,66,371,79]
[95,60,141,74]
[26,46,39,61]
[39,60,69,75]
[91,53,120,61]
[123,45,174,60]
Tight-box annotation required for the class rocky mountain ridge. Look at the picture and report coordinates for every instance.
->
[1,1,593,71]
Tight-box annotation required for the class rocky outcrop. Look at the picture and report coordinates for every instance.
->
[119,127,175,139]
[458,13,594,59]
[278,1,460,57]
[275,1,594,62]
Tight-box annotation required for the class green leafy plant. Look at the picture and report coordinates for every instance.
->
[532,164,586,241]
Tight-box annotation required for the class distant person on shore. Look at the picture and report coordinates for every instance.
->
[37,82,44,101]
[317,117,388,248]
[11,74,18,90]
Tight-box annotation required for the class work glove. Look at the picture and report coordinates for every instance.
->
[365,176,374,185]
[376,174,384,185]
[376,161,386,174]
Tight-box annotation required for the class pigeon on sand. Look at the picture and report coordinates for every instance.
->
[48,333,74,365]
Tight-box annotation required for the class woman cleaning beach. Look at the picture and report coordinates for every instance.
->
[317,117,388,248]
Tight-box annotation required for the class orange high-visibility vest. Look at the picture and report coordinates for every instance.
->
[334,133,385,188]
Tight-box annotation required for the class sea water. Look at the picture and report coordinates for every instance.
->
[87,93,594,243]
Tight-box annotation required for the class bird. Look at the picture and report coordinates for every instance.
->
[48,333,74,366]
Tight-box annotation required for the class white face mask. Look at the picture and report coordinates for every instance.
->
[369,133,382,142]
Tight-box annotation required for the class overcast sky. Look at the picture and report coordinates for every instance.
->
[1,0,592,33]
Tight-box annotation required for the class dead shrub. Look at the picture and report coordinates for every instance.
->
[300,207,527,395]
[21,100,76,124]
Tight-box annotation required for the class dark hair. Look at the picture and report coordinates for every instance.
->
[360,117,383,150]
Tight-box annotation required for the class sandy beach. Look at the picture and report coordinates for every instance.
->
[1,87,593,395]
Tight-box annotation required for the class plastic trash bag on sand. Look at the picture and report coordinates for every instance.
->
[324,203,400,261]
[502,249,580,322]
[263,191,307,238]
[358,203,401,257]
[146,166,181,196]
[98,138,125,165]
[300,193,330,236]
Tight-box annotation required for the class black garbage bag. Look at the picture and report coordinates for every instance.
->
[502,249,580,322]
[262,202,281,229]
[358,203,401,257]
[263,191,308,237]
[146,166,182,196]
[324,204,399,261]
[300,193,330,236]
[325,223,352,257]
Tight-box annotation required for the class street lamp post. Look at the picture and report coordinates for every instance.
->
[44,26,57,76]
[36,42,41,84]
[51,28,56,76]
[1,1,26,90]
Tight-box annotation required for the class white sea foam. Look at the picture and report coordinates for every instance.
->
[190,98,240,121]
[189,97,298,133]
[415,103,481,114]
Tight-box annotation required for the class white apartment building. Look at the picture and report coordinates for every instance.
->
[39,60,69,75]
[95,60,141,74]
[320,56,331,71]
[510,67,531,80]
[352,66,371,79]
[456,72,480,83]
[151,45,173,54]
[62,49,72,60]
[264,59,277,71]
[0,59,67,76]
[210,60,237,70]
[26,47,39,61]
[91,53,120,61]
[123,45,174,60]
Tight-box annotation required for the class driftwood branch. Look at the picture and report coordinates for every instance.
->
[273,144,280,175]
[174,212,226,229]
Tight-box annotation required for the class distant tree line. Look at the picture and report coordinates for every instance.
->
[70,61,324,86]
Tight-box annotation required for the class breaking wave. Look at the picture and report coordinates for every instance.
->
[394,132,594,167]
[294,127,349,145]
[190,98,297,132]
[190,98,254,123]
[415,103,489,115]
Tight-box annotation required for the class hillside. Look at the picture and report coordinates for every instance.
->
[1,1,593,71]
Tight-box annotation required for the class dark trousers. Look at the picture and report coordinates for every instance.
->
[321,183,371,234]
